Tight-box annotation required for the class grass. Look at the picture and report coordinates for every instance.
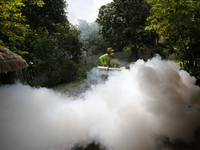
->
[52,79,86,93]
[174,60,181,66]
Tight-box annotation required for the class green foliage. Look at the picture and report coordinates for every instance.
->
[21,0,68,33]
[146,0,200,68]
[0,0,44,54]
[0,0,86,87]
[21,23,83,87]
[53,23,83,63]
[145,0,200,85]
[180,59,200,86]
[0,0,26,38]
[123,45,132,51]
[96,0,158,57]
[110,59,122,68]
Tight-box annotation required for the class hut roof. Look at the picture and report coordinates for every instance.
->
[0,45,29,73]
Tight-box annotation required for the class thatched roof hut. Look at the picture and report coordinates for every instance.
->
[0,45,29,73]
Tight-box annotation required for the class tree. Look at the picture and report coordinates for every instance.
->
[145,0,200,69]
[96,0,157,59]
[19,0,71,62]
[23,23,83,86]
[0,0,43,53]
[0,0,85,86]
[76,19,91,42]
[21,0,68,33]
[76,20,109,55]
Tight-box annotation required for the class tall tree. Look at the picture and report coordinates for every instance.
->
[145,0,200,69]
[20,0,84,86]
[21,0,68,33]
[0,0,43,53]
[96,0,157,59]
[23,23,83,86]
[0,0,85,86]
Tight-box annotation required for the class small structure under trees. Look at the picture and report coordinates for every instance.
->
[0,45,29,73]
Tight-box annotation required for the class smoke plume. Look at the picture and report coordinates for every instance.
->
[0,56,200,150]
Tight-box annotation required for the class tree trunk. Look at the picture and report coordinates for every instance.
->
[131,45,139,61]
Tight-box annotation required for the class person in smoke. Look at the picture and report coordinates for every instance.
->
[99,47,114,67]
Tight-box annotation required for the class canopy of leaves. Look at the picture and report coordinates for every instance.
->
[23,23,83,86]
[0,0,86,86]
[145,0,200,85]
[146,0,200,52]
[96,0,157,53]
[0,0,44,53]
[21,0,68,33]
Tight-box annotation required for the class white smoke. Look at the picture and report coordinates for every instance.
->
[0,56,200,150]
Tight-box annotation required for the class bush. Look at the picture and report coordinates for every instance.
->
[28,58,89,87]
[22,23,84,87]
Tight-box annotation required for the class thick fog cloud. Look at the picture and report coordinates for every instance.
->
[0,56,200,150]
